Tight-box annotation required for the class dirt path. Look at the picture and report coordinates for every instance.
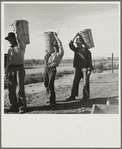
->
[4,69,119,114]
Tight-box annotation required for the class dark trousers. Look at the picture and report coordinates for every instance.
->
[71,68,90,99]
[8,66,26,110]
[44,65,56,104]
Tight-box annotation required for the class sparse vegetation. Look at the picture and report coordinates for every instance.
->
[24,59,73,68]
[4,58,119,89]
[25,73,44,85]
[92,58,119,73]
[4,70,74,89]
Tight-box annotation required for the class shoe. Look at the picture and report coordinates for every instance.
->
[66,96,75,101]
[6,107,18,112]
[81,97,89,101]
[18,107,26,114]
[18,109,26,114]
[49,103,56,107]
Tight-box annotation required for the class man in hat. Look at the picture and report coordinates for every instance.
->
[5,31,26,113]
[44,33,64,107]
[66,33,93,101]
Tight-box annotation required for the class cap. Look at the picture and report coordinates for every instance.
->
[5,32,16,40]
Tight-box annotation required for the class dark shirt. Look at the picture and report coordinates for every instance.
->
[69,41,93,70]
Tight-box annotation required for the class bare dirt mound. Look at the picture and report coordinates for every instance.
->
[4,69,119,114]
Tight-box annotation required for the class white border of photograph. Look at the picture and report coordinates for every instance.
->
[1,1,121,148]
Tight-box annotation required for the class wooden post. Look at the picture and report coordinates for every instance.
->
[112,53,113,73]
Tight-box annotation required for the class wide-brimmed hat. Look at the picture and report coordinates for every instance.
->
[5,32,16,40]
[76,37,83,43]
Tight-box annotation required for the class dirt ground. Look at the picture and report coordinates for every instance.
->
[4,69,119,114]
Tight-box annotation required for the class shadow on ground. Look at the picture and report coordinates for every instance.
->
[4,96,118,114]
[25,97,107,114]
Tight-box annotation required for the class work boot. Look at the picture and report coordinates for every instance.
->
[49,102,56,107]
[18,107,26,114]
[66,95,75,101]
[81,97,88,101]
[6,106,18,113]
[18,109,26,114]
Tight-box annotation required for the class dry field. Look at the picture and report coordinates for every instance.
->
[4,66,119,114]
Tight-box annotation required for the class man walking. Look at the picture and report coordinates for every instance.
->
[66,33,93,101]
[44,33,64,107]
[5,31,26,113]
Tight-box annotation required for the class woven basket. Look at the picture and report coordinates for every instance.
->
[43,31,58,53]
[79,29,94,49]
[11,20,30,45]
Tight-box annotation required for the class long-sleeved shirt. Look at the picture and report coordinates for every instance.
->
[44,45,64,68]
[69,41,93,70]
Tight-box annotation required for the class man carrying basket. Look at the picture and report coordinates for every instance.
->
[66,33,93,101]
[5,30,26,113]
[44,33,64,107]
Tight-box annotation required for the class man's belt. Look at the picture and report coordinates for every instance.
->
[10,64,23,67]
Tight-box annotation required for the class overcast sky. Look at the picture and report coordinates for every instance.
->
[2,2,120,59]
